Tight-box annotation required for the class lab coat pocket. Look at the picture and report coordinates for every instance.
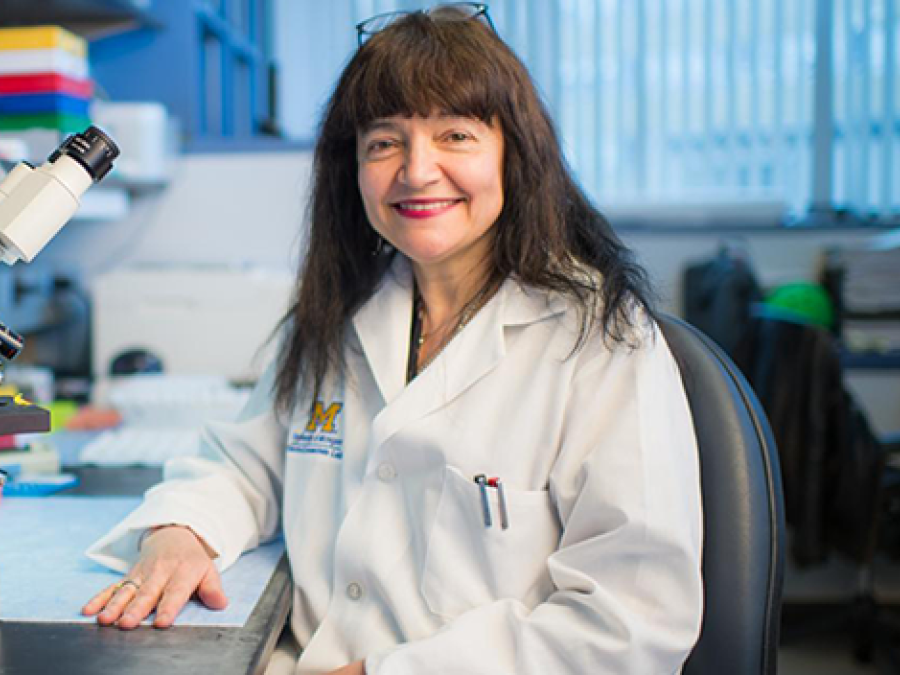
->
[421,466,560,619]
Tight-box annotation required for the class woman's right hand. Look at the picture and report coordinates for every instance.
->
[81,525,229,630]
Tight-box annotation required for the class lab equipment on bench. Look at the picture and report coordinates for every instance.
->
[0,439,60,474]
[92,265,294,383]
[79,427,204,466]
[0,125,119,437]
[1,472,78,497]
[79,374,251,467]
[0,439,72,497]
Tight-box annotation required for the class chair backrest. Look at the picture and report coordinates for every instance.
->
[657,314,785,675]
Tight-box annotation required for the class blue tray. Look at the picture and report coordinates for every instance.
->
[2,473,78,497]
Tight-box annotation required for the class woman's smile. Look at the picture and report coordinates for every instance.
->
[391,198,465,219]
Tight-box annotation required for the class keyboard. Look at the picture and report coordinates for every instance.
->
[78,374,251,467]
[79,428,203,467]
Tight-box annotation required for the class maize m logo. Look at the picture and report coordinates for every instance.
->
[288,401,344,459]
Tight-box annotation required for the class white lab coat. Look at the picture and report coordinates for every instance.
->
[88,256,703,675]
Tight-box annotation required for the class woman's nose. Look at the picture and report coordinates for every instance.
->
[399,143,441,187]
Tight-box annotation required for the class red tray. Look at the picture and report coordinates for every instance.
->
[0,72,93,98]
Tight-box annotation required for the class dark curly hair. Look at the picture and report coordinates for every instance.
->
[274,10,654,414]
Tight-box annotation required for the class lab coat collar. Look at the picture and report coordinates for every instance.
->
[351,255,567,409]
[351,256,417,407]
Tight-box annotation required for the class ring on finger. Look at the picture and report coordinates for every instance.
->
[114,578,142,593]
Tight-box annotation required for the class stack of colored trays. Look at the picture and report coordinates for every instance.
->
[0,26,93,133]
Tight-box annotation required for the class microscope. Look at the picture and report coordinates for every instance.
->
[0,126,119,436]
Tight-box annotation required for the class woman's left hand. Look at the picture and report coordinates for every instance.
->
[326,661,365,675]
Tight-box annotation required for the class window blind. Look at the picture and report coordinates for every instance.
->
[286,0,900,223]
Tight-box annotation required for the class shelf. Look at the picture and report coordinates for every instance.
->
[840,350,900,371]
[0,0,161,39]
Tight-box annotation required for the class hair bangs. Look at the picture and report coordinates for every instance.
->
[348,18,504,132]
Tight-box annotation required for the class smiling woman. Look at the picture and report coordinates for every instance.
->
[282,2,658,405]
[83,5,704,675]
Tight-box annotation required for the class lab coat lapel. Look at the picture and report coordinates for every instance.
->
[357,260,568,450]
[435,280,568,403]
[369,291,506,450]
[351,256,415,408]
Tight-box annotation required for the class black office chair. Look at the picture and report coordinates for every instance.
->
[657,314,786,675]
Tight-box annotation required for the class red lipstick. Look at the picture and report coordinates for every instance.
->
[392,198,462,219]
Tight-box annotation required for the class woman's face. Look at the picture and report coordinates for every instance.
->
[357,114,504,279]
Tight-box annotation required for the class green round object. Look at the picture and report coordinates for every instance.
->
[765,283,835,329]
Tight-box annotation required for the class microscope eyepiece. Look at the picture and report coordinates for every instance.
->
[49,125,120,183]
[0,124,118,265]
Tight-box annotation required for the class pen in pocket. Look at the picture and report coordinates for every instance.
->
[487,477,509,530]
[473,474,491,527]
[472,474,509,530]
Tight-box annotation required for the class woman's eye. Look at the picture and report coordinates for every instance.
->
[445,131,473,143]
[366,139,397,155]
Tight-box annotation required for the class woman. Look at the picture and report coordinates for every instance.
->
[83,5,703,674]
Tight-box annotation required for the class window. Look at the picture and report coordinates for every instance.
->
[282,0,900,224]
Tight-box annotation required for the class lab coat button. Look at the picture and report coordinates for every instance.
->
[346,582,364,601]
[377,463,397,482]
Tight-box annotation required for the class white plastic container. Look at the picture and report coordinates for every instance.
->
[90,101,176,185]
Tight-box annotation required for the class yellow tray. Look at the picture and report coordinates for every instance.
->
[0,26,86,59]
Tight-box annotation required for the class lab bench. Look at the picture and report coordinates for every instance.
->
[0,464,292,675]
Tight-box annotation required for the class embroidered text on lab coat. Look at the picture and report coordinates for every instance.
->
[288,401,344,459]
